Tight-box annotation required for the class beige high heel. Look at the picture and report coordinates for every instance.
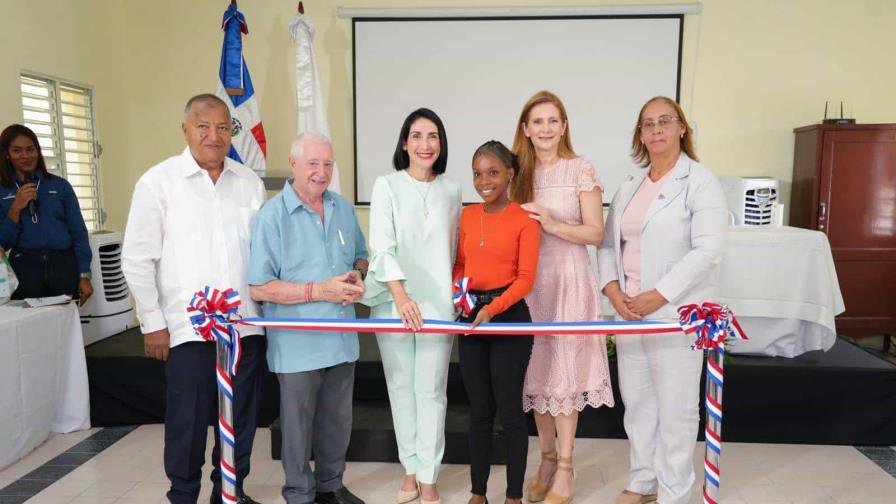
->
[614,491,658,504]
[543,455,575,504]
[420,484,441,504]
[397,482,419,504]
[525,450,558,502]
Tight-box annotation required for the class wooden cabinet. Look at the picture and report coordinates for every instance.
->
[791,124,896,336]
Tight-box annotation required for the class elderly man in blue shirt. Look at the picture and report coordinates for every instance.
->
[248,132,368,504]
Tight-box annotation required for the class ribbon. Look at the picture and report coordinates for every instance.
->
[235,316,699,336]
[187,286,243,504]
[452,277,476,316]
[678,302,748,351]
[190,286,749,504]
[677,302,748,504]
[187,286,243,375]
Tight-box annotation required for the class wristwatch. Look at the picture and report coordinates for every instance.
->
[80,272,91,279]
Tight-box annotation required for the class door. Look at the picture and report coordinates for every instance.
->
[819,127,896,333]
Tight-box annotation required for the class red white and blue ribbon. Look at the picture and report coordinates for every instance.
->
[677,303,748,504]
[235,316,701,336]
[679,302,748,351]
[452,277,475,316]
[188,286,243,375]
[191,287,747,504]
[187,286,244,504]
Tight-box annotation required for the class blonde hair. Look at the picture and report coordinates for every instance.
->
[630,96,698,167]
[510,91,577,203]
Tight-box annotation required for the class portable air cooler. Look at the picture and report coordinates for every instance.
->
[79,231,135,345]
[720,177,779,226]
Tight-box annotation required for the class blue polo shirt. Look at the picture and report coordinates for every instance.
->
[248,181,368,373]
[0,171,92,273]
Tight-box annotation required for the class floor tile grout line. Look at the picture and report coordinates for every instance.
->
[0,426,138,503]
[854,445,896,479]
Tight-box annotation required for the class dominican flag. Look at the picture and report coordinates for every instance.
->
[216,2,267,176]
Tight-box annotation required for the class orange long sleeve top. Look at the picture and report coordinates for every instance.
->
[452,202,541,317]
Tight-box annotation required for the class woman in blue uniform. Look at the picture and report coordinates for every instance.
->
[0,124,93,303]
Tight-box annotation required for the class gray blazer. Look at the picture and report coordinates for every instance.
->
[597,153,728,322]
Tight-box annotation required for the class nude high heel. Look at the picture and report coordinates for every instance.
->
[614,491,658,504]
[525,450,558,502]
[543,455,575,504]
[397,483,419,504]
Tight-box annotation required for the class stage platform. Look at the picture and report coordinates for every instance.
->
[86,336,896,463]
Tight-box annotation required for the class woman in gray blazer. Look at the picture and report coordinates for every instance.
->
[597,96,727,504]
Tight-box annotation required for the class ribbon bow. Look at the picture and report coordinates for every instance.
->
[188,286,243,375]
[678,302,748,351]
[453,277,475,317]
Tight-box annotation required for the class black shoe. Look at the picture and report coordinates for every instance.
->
[210,494,260,504]
[314,487,365,504]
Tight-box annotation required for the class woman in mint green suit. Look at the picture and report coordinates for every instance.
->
[362,108,461,504]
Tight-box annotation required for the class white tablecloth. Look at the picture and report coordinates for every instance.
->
[0,302,90,469]
[719,226,845,357]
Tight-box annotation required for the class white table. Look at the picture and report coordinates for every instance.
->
[719,226,845,357]
[0,302,90,469]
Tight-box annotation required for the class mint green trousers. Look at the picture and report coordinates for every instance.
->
[375,330,453,484]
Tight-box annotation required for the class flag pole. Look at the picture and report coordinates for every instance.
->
[216,338,238,504]
[702,347,725,504]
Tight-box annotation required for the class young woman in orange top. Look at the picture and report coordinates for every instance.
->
[453,141,541,504]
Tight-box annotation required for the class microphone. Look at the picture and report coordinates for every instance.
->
[25,174,37,218]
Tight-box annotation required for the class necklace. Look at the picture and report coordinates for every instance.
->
[407,172,434,219]
[479,202,510,247]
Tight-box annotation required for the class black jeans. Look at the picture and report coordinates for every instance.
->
[458,299,534,499]
[8,247,78,299]
[164,336,265,504]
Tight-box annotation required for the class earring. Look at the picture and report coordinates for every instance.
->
[680,133,684,139]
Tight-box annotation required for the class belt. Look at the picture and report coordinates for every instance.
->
[469,285,509,307]
[13,248,71,257]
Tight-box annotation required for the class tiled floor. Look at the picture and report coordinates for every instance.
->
[2,426,895,504]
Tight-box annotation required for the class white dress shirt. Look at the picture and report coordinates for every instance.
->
[122,147,266,348]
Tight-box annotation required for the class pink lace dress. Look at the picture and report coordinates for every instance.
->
[522,157,615,416]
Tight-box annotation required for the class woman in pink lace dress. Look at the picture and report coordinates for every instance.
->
[510,91,614,504]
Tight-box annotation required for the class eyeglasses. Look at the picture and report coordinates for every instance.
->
[639,115,681,132]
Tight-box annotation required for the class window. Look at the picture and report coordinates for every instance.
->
[19,73,104,231]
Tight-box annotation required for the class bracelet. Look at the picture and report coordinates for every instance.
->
[304,282,313,303]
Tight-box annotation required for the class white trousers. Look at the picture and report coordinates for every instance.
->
[616,332,703,504]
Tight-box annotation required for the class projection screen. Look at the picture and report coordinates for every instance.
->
[352,15,683,204]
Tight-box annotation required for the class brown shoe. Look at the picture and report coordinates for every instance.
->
[543,455,574,504]
[614,491,657,504]
[525,450,557,502]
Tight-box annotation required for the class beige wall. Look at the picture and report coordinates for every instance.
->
[0,0,131,229]
[1,0,895,233]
